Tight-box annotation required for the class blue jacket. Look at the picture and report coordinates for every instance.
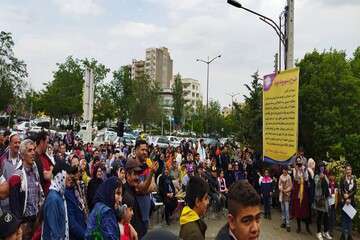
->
[85,202,119,240]
[42,190,66,240]
[65,188,87,240]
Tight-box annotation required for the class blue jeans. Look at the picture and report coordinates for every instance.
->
[281,201,290,227]
[341,209,353,237]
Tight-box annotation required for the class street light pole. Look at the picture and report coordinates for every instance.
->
[196,54,221,133]
[226,92,240,109]
[227,0,293,70]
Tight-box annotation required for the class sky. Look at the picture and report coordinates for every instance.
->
[1,0,360,107]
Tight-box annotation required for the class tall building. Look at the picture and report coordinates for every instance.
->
[131,59,145,80]
[182,78,202,111]
[145,47,173,89]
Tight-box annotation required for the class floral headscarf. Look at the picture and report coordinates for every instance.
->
[49,170,69,240]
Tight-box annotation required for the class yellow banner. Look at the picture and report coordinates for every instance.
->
[263,68,299,163]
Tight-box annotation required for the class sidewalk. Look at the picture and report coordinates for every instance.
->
[150,207,359,239]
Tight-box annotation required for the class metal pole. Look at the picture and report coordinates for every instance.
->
[206,56,210,134]
[279,14,282,72]
[286,0,294,69]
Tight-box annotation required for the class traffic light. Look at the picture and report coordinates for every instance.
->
[117,120,124,137]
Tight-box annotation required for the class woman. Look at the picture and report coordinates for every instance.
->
[87,165,104,211]
[313,162,331,240]
[291,157,311,234]
[339,165,357,240]
[42,162,78,239]
[159,167,178,225]
[85,177,122,240]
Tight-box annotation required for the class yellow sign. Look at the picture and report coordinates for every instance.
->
[263,68,299,163]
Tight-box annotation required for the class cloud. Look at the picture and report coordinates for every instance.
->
[109,21,166,38]
[53,0,104,16]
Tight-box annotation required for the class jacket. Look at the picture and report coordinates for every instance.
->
[8,163,44,220]
[215,224,236,240]
[179,206,207,240]
[65,187,87,239]
[85,202,119,240]
[42,189,66,240]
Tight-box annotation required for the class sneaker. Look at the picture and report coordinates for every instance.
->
[323,232,333,240]
[280,223,286,228]
[286,227,291,232]
[317,232,324,240]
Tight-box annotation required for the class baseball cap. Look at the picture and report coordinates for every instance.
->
[0,210,21,238]
[125,158,142,172]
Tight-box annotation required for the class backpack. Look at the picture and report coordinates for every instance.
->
[90,206,105,240]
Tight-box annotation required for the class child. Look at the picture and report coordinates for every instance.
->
[259,169,273,219]
[116,204,138,240]
[179,176,210,240]
[278,166,293,232]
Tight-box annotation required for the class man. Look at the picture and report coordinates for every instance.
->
[132,140,158,237]
[8,139,45,240]
[0,133,22,180]
[34,131,54,196]
[55,143,68,163]
[216,181,261,240]
[122,157,146,239]
[0,133,21,210]
[179,176,209,240]
[0,130,11,157]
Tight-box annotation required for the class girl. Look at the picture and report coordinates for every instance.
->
[116,204,137,240]
[259,169,273,219]
[85,177,122,240]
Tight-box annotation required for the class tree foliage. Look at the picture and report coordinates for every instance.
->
[0,31,28,112]
[172,73,184,126]
[233,71,263,152]
[297,49,360,166]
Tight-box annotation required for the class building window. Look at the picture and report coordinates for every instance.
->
[192,85,195,90]
[192,93,195,97]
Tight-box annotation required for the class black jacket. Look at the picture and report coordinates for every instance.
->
[215,224,235,240]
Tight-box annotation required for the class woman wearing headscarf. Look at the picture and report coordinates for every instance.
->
[291,157,311,234]
[85,177,122,240]
[313,161,332,240]
[158,166,178,225]
[42,162,78,240]
[86,165,104,211]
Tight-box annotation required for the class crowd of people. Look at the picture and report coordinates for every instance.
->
[0,129,357,240]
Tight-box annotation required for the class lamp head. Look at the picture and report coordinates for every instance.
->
[227,0,242,8]
[218,54,222,58]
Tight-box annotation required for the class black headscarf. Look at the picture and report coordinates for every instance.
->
[92,176,120,209]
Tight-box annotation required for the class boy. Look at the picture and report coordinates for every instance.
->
[179,176,210,240]
[216,180,261,240]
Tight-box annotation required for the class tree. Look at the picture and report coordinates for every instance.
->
[130,74,162,131]
[233,71,263,152]
[0,31,28,112]
[172,73,185,126]
[351,47,360,79]
[110,66,134,120]
[40,56,83,123]
[297,49,360,161]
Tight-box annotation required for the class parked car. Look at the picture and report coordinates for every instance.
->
[151,136,170,149]
[167,136,181,147]
[15,121,31,132]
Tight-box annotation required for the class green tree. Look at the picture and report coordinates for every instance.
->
[130,74,162,131]
[351,47,360,79]
[0,31,28,112]
[110,66,134,120]
[172,73,184,126]
[41,56,83,123]
[234,71,263,152]
[297,49,360,161]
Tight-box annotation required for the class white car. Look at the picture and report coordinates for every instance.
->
[152,136,170,149]
[167,136,181,147]
[15,121,31,132]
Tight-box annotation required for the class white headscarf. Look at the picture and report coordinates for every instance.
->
[48,170,69,240]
